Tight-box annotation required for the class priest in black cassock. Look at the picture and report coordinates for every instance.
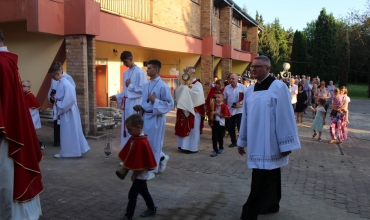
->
[237,55,301,220]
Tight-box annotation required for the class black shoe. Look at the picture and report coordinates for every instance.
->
[185,150,198,154]
[229,143,236,148]
[260,206,279,214]
[140,207,157,217]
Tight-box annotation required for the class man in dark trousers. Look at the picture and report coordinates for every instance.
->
[237,55,301,220]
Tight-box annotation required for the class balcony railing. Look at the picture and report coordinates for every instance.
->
[94,0,151,22]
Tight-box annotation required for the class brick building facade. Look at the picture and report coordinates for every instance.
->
[0,0,260,136]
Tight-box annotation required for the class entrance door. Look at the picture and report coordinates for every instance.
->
[96,65,108,107]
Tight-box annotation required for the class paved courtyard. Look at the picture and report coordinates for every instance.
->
[37,99,370,220]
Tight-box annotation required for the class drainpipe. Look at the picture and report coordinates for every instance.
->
[85,39,90,134]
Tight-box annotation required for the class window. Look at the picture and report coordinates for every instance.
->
[232,14,241,27]
[213,0,220,18]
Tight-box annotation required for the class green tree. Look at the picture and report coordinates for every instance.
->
[337,31,350,87]
[255,13,294,74]
[271,19,289,73]
[291,31,307,76]
[311,8,338,83]
[286,27,294,58]
[346,0,370,97]
[258,23,279,67]
[303,20,316,77]
[303,20,316,57]
[255,11,263,25]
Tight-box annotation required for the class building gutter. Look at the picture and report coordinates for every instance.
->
[222,0,263,31]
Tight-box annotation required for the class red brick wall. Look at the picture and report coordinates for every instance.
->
[201,55,213,95]
[219,5,231,45]
[212,14,220,43]
[87,36,97,136]
[66,35,89,135]
[201,0,211,37]
[231,23,242,50]
[221,58,232,79]
[247,26,259,54]
[153,0,201,36]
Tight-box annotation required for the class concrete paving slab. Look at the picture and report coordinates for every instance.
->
[36,99,370,219]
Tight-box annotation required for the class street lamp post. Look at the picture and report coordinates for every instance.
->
[281,62,291,88]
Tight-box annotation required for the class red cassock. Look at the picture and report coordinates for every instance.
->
[0,51,43,202]
[208,103,231,120]
[24,91,41,109]
[175,79,205,137]
[118,135,157,170]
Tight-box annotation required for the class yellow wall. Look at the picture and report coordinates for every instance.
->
[232,60,249,75]
[213,57,222,78]
[96,42,151,98]
[151,52,199,77]
[0,21,64,94]
[96,41,200,98]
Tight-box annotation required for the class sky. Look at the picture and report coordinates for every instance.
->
[233,0,367,31]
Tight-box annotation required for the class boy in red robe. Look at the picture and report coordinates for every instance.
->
[208,92,231,157]
[117,114,157,220]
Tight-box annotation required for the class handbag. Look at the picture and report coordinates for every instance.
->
[330,109,338,117]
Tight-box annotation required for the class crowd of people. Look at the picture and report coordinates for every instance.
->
[279,74,351,145]
[0,25,350,220]
[266,73,351,145]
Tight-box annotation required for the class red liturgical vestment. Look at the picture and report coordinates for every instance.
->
[118,135,157,170]
[0,51,43,202]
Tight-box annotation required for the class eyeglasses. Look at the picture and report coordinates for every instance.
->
[250,65,267,70]
[22,85,29,87]
[51,72,58,78]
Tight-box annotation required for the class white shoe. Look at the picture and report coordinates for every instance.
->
[40,144,46,150]
[158,155,169,173]
[147,172,155,181]
[54,154,61,158]
[119,162,123,166]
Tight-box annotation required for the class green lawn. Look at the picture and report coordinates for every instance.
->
[342,83,369,100]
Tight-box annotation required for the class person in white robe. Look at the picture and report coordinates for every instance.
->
[48,61,75,147]
[175,67,205,153]
[134,59,174,180]
[110,51,147,165]
[237,55,301,220]
[48,65,90,158]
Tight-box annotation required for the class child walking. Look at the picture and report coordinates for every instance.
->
[309,98,326,141]
[117,114,157,220]
[208,93,230,157]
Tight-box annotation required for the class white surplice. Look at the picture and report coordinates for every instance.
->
[0,139,42,220]
[115,66,147,148]
[237,80,301,170]
[141,76,174,172]
[29,108,41,129]
[49,72,75,120]
[55,77,90,157]
[176,79,205,152]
